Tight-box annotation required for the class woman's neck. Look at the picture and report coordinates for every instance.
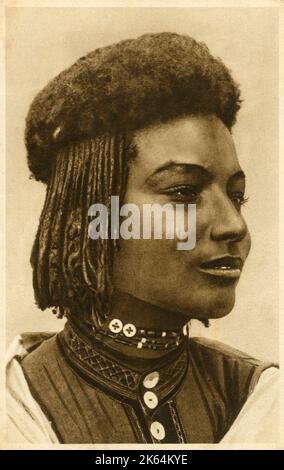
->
[109,290,187,330]
[96,290,188,362]
[68,290,189,363]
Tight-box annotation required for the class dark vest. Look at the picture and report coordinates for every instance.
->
[20,326,276,444]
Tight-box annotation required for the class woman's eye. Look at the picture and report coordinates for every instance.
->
[163,185,200,202]
[230,192,249,208]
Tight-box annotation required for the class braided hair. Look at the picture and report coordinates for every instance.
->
[31,135,135,327]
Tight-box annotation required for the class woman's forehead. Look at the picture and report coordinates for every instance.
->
[131,115,242,182]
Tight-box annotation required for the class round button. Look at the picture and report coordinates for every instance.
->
[109,319,123,334]
[150,421,165,441]
[143,371,160,389]
[123,323,137,338]
[143,391,158,409]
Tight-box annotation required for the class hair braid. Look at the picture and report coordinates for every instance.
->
[31,133,130,327]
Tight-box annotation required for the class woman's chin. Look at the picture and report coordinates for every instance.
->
[179,291,236,321]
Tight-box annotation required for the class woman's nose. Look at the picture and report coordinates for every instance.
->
[210,193,248,243]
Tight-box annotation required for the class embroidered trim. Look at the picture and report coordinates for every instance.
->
[123,404,148,443]
[67,330,139,389]
[168,401,186,443]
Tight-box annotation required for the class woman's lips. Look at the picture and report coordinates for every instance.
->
[198,256,243,279]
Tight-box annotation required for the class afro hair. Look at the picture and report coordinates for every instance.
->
[25,32,241,183]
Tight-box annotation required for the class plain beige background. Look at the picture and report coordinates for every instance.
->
[6,6,279,362]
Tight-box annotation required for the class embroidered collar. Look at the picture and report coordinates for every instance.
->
[58,322,189,405]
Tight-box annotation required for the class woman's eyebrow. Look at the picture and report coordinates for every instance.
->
[145,161,213,185]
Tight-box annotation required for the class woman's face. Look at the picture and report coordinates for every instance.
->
[113,115,251,320]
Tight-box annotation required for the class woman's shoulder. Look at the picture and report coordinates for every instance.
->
[6,332,60,444]
[188,335,278,397]
[185,336,279,443]
[189,335,278,365]
[7,331,66,401]
[7,331,57,363]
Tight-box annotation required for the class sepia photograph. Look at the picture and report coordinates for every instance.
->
[2,0,282,450]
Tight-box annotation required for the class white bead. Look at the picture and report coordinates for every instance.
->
[123,323,137,337]
[143,391,158,409]
[108,318,123,333]
[150,421,165,441]
[143,371,160,389]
